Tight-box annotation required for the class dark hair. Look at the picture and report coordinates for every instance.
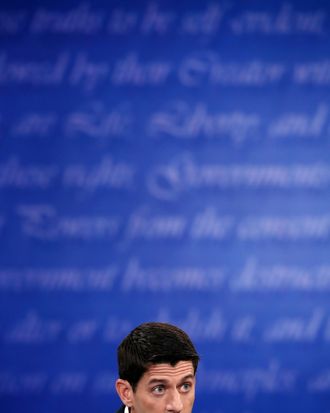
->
[117,322,199,390]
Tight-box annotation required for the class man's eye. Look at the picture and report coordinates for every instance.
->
[152,385,165,395]
[180,383,192,393]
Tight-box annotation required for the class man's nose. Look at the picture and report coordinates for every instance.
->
[166,389,184,412]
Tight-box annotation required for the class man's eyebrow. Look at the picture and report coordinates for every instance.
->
[147,378,169,386]
[180,374,195,382]
[147,374,195,386]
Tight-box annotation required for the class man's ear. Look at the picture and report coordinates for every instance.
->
[116,379,134,407]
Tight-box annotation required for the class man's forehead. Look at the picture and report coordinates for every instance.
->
[145,361,194,379]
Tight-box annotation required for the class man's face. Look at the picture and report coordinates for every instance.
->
[131,360,196,413]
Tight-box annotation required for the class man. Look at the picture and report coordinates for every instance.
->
[115,322,199,413]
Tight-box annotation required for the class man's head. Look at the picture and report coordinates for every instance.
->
[115,322,199,413]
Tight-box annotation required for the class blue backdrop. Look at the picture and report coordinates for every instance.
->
[1,1,330,412]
